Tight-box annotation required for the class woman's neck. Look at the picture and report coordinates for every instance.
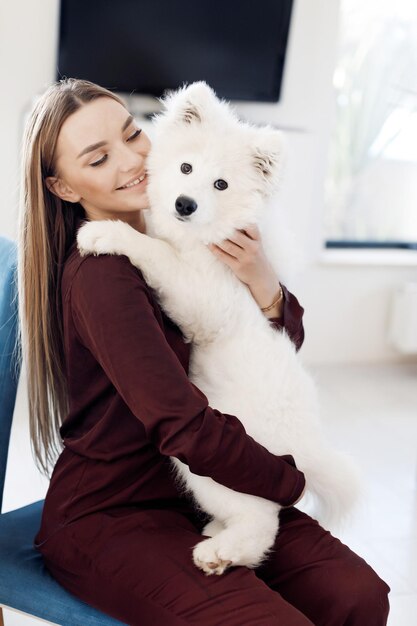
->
[87,210,147,234]
[128,210,146,234]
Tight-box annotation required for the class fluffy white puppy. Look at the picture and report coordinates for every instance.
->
[77,81,362,577]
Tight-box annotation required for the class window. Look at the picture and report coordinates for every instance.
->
[323,0,417,249]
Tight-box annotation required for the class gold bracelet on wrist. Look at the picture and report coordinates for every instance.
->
[261,285,283,312]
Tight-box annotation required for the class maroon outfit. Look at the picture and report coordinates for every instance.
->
[34,218,390,625]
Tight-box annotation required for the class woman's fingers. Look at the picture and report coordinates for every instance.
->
[207,243,239,267]
[207,224,270,287]
[217,228,259,256]
[239,224,261,241]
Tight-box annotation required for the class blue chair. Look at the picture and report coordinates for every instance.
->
[0,235,125,625]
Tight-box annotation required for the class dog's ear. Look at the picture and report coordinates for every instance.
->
[251,127,287,195]
[157,81,221,126]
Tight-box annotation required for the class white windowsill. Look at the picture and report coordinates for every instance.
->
[319,248,417,267]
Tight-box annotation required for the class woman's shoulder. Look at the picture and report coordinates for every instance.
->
[62,227,148,304]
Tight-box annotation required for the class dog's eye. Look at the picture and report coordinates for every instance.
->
[181,163,192,174]
[214,179,228,191]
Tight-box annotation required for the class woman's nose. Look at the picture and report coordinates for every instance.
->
[118,143,144,172]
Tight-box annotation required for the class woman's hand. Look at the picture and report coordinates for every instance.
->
[283,483,307,508]
[206,224,283,315]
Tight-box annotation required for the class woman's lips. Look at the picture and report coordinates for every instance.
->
[117,175,148,191]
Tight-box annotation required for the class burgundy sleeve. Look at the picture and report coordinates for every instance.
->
[267,283,305,351]
[70,254,305,507]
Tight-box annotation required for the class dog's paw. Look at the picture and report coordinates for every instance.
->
[192,537,234,576]
[77,219,135,258]
[192,528,270,575]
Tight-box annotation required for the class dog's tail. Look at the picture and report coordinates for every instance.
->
[300,448,363,531]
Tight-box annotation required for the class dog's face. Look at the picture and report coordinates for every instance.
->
[146,82,286,244]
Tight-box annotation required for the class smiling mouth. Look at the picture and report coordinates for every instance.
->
[116,172,147,190]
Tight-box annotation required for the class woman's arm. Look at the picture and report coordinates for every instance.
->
[266,284,305,352]
[70,253,305,507]
[207,225,305,351]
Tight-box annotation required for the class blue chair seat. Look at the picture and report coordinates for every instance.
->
[0,499,126,625]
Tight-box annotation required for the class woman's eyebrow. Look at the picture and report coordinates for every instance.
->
[77,114,134,158]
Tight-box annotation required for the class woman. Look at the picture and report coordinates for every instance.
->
[18,78,390,625]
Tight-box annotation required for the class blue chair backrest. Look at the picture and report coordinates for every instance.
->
[0,235,21,512]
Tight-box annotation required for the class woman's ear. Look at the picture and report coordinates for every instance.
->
[45,176,81,203]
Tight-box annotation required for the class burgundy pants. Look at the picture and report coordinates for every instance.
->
[37,506,390,625]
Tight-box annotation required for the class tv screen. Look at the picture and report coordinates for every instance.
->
[57,0,294,102]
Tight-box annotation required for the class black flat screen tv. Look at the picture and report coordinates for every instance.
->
[57,0,294,102]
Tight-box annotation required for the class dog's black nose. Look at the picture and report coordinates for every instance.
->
[175,195,197,216]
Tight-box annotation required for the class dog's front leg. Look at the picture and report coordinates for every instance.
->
[76,219,181,291]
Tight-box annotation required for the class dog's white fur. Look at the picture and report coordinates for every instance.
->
[77,81,362,576]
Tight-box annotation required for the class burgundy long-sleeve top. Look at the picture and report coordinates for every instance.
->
[35,217,306,545]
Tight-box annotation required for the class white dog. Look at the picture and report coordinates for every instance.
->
[77,81,361,577]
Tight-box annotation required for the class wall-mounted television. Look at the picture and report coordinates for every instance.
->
[57,0,294,103]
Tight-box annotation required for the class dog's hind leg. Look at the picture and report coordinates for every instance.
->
[201,518,225,537]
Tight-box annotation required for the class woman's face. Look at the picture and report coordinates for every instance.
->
[46,97,151,221]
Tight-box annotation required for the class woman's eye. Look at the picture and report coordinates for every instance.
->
[127,129,142,141]
[90,155,108,167]
[89,129,141,167]
[214,179,228,190]
[181,163,192,174]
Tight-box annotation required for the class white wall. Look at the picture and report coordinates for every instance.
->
[1,0,416,364]
[0,0,60,237]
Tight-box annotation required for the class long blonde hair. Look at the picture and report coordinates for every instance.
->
[16,78,127,478]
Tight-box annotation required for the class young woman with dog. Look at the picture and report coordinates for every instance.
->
[18,78,390,625]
